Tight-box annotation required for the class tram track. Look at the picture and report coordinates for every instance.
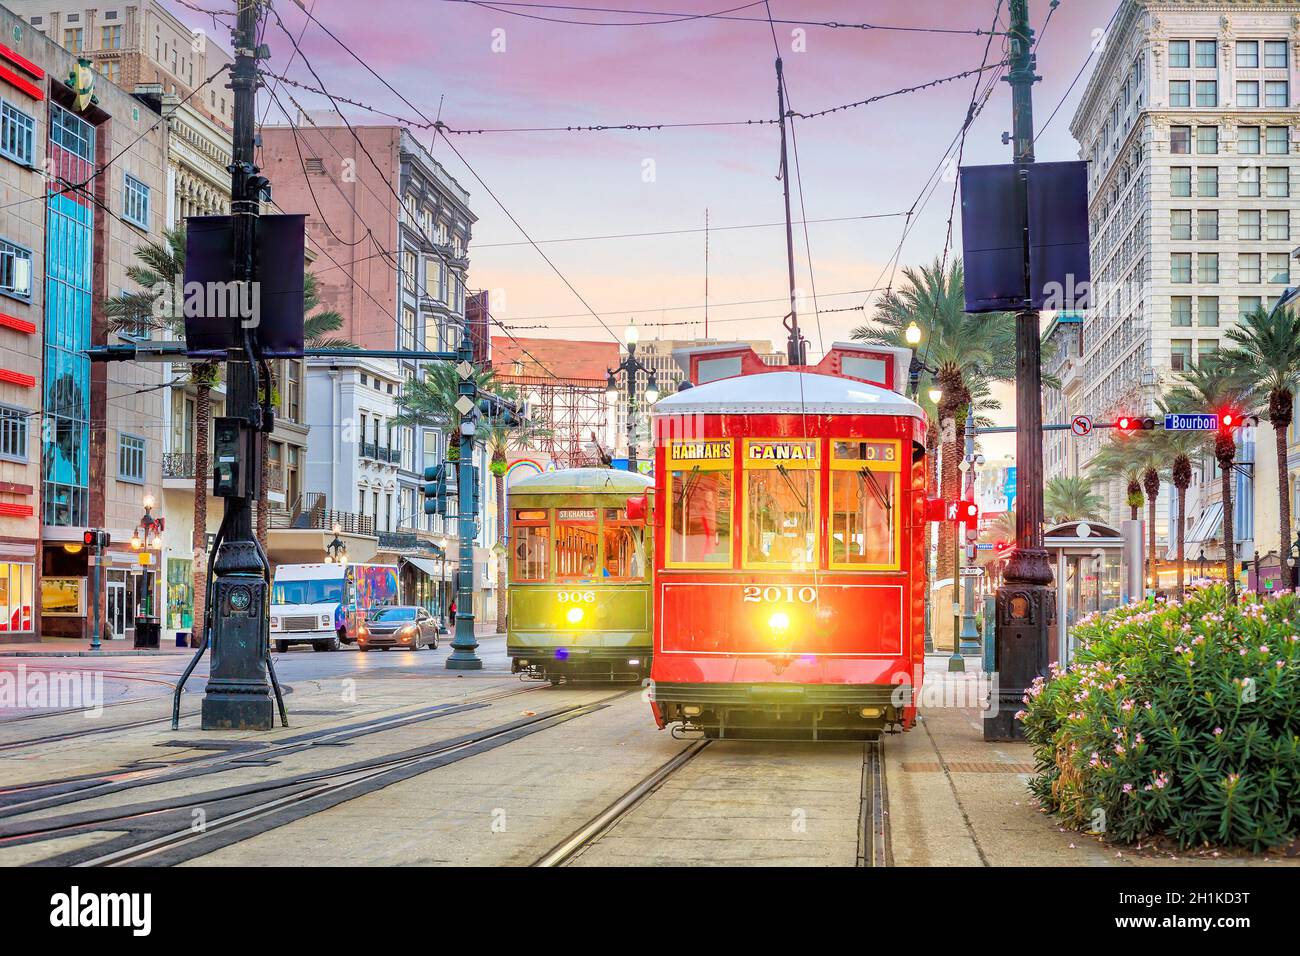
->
[858,739,890,867]
[0,686,638,867]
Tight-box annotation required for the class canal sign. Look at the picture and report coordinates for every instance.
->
[1164,413,1218,431]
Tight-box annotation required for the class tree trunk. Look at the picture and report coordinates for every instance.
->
[495,467,507,634]
[1147,492,1157,596]
[191,381,211,648]
[1176,483,1187,601]
[1219,439,1237,603]
[1276,421,1291,585]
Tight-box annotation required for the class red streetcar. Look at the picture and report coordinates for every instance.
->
[648,343,929,739]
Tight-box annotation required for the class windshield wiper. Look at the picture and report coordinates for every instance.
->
[858,466,893,515]
[775,463,809,512]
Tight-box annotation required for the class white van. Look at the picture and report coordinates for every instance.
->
[270,562,399,652]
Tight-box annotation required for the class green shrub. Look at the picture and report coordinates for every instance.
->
[1020,586,1300,851]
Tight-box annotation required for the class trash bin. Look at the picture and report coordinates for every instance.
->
[134,617,161,649]
[176,631,189,648]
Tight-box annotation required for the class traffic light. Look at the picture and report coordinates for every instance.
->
[960,500,979,527]
[422,464,448,515]
[82,529,110,549]
[994,539,1011,555]
[1117,415,1156,433]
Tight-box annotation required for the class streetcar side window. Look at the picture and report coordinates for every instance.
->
[512,509,551,582]
[666,439,734,568]
[555,508,599,580]
[602,509,646,580]
[742,439,819,570]
[829,440,901,570]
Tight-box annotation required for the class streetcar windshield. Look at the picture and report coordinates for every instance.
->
[743,439,818,569]
[669,467,733,566]
[830,440,900,568]
[555,508,599,580]
[512,509,550,582]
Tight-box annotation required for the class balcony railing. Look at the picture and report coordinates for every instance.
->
[163,452,210,480]
[268,492,375,536]
[359,444,402,464]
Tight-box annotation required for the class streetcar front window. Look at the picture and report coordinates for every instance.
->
[742,439,819,569]
[602,509,647,580]
[555,508,599,580]
[512,510,551,582]
[668,469,733,566]
[830,440,900,569]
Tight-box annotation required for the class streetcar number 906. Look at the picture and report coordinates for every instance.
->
[557,591,596,604]
[743,586,817,604]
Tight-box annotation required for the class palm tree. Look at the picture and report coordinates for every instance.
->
[1167,359,1258,602]
[1044,476,1104,524]
[852,258,1017,590]
[104,228,219,648]
[1220,304,1300,586]
[255,273,357,548]
[1144,409,1211,600]
[1091,431,1170,593]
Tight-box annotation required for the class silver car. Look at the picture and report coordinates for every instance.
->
[358,606,439,651]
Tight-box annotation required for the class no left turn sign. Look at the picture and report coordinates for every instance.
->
[1070,415,1093,437]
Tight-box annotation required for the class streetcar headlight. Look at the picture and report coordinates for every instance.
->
[566,606,585,624]
[768,611,791,635]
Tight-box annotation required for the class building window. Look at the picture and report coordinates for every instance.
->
[1267,209,1290,241]
[1240,165,1261,197]
[1240,209,1261,240]
[63,28,83,51]
[0,562,35,633]
[0,100,34,166]
[1197,209,1218,241]
[118,434,145,483]
[1197,253,1219,283]
[1169,40,1190,68]
[1267,167,1289,197]
[1237,40,1259,68]
[1171,295,1193,327]
[402,247,417,293]
[123,173,150,229]
[1171,166,1192,197]
[1170,80,1190,107]
[1171,209,1192,240]
[1240,253,1262,283]
[1266,81,1290,108]
[285,360,301,421]
[1194,39,1216,68]
[1237,81,1260,108]
[1266,126,1289,155]
[1171,253,1193,283]
[1265,40,1288,69]
[1196,80,1217,107]
[1239,126,1261,154]
[1240,295,1263,320]
[0,404,27,461]
[1170,126,1191,154]
[1268,253,1290,284]
[1197,296,1219,327]
[1196,127,1218,154]
[0,238,33,300]
[102,24,122,49]
[1197,166,1218,197]
[1171,339,1193,371]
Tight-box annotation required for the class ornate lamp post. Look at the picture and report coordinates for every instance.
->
[1197,546,1208,581]
[606,320,659,472]
[127,494,163,645]
[323,523,348,566]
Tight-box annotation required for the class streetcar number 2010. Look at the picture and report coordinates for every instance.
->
[743,586,816,604]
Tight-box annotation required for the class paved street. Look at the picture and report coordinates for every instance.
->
[1,652,1293,868]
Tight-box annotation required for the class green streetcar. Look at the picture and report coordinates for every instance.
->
[507,468,654,683]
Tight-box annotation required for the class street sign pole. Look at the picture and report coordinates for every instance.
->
[446,323,484,671]
[988,0,1053,742]
[959,406,981,660]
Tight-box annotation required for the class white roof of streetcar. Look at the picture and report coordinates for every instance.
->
[653,370,926,420]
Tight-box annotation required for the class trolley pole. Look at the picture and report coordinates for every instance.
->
[987,0,1054,741]
[446,317,484,670]
[201,0,276,729]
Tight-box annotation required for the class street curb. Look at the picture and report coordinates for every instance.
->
[0,649,193,657]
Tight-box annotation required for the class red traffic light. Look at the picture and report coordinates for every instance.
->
[83,530,96,546]
[1117,415,1155,432]
[994,539,1010,553]
[961,501,979,525]
[1221,412,1235,428]
[1117,416,1133,431]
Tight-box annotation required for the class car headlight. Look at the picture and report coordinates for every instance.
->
[270,617,281,631]
[401,625,417,637]
[319,614,331,629]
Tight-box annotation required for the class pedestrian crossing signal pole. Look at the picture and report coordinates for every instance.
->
[446,319,484,671]
[987,0,1054,741]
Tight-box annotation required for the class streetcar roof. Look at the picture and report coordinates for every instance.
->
[652,370,926,420]
[509,467,655,494]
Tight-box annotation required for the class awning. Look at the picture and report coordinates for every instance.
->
[1167,502,1224,560]
[401,556,447,578]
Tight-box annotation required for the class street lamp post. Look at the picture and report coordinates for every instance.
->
[324,523,348,566]
[1197,547,1208,580]
[607,321,659,472]
[1291,533,1300,590]
[127,494,163,649]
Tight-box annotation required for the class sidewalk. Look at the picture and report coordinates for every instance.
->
[887,656,1298,866]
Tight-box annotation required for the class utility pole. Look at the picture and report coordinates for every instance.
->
[446,318,484,670]
[959,405,981,659]
[987,0,1053,741]
[201,0,277,729]
[775,57,805,366]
